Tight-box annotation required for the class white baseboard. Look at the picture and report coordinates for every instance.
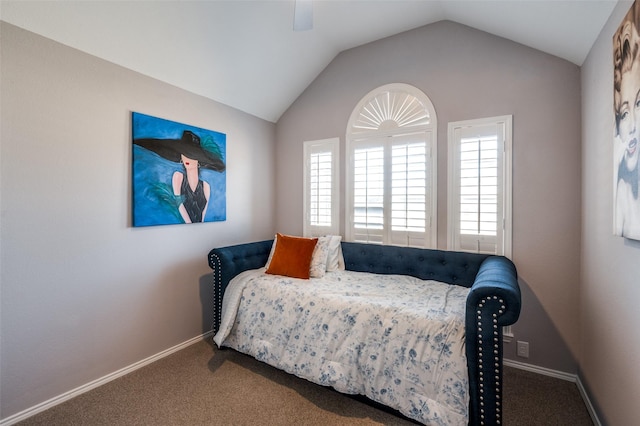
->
[503,358,602,426]
[576,374,603,426]
[0,332,213,426]
[504,358,576,382]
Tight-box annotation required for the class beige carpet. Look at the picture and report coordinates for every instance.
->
[18,339,594,425]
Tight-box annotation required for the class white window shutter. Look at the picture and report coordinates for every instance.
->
[303,138,339,237]
[448,116,512,257]
[346,84,437,248]
[351,141,385,244]
[389,133,431,248]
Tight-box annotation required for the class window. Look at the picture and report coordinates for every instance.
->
[346,84,437,248]
[303,138,339,237]
[447,116,512,256]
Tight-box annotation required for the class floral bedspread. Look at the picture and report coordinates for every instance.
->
[214,268,470,425]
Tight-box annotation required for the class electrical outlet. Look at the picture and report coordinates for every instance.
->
[516,341,529,358]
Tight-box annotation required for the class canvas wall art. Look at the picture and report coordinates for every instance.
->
[132,112,226,227]
[614,0,640,240]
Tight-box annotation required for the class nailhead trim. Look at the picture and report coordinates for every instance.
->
[210,253,222,333]
[477,296,506,425]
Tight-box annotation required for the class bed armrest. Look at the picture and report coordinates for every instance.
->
[465,255,521,426]
[207,239,273,333]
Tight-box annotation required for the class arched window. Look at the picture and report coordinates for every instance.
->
[345,83,437,248]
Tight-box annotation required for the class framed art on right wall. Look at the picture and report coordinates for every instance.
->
[614,0,640,240]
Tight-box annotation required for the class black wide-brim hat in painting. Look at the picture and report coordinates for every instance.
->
[134,130,225,172]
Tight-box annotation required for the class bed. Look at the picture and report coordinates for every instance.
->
[207,235,521,425]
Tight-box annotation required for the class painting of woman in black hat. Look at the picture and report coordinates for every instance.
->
[132,112,226,227]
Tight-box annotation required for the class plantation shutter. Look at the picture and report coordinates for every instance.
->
[389,133,431,247]
[310,151,332,226]
[350,132,431,247]
[352,140,385,243]
[303,138,339,237]
[448,116,512,256]
[458,128,501,253]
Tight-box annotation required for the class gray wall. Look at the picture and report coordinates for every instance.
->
[0,22,275,419]
[581,1,640,424]
[276,21,582,374]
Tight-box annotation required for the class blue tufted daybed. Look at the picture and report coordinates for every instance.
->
[208,239,521,425]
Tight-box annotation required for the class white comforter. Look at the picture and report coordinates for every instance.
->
[214,268,470,425]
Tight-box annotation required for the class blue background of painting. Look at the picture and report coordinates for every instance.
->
[132,112,226,227]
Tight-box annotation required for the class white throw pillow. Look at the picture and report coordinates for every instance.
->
[265,234,278,268]
[309,236,331,277]
[326,235,344,271]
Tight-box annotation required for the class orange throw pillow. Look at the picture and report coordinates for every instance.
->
[265,233,318,279]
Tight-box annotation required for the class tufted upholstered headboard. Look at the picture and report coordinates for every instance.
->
[207,240,490,293]
[208,239,273,293]
[340,242,489,288]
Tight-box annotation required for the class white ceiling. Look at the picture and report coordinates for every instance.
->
[1,0,620,123]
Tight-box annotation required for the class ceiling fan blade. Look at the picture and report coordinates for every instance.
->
[293,0,313,31]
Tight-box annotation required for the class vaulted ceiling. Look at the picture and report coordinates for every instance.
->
[0,0,619,122]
